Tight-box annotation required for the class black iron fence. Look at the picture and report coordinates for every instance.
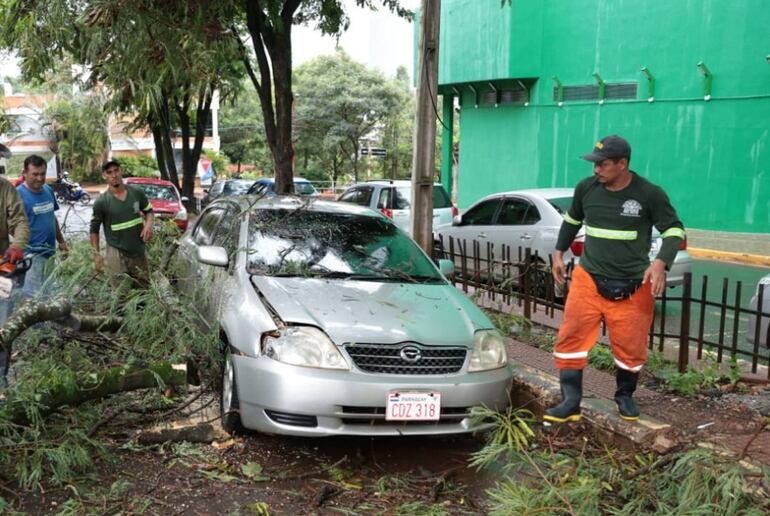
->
[433,235,770,376]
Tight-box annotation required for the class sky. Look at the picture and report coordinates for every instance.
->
[0,0,420,82]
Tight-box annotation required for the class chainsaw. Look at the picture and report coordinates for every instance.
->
[0,255,32,300]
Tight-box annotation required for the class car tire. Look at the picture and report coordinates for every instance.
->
[220,350,246,435]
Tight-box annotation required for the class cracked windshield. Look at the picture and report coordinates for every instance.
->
[246,209,443,282]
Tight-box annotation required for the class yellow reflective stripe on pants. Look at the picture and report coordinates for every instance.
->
[585,225,637,240]
[111,217,143,231]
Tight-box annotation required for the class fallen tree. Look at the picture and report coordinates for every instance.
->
[0,296,123,353]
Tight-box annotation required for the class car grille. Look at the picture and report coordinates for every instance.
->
[340,406,472,426]
[343,343,467,375]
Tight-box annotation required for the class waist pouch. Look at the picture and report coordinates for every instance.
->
[589,273,643,301]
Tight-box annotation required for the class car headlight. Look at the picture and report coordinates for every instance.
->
[756,276,770,296]
[174,207,188,220]
[262,326,350,370]
[468,330,508,372]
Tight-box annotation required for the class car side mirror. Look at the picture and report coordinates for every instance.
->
[202,188,209,194]
[438,259,455,278]
[197,245,229,267]
[181,196,190,203]
[452,215,462,226]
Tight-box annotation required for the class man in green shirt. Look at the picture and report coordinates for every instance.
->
[89,160,154,287]
[545,135,685,424]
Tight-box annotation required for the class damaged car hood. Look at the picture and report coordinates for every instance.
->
[250,276,490,347]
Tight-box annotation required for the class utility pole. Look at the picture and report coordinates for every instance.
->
[410,0,440,252]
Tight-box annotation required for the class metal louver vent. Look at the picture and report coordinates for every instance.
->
[481,85,528,106]
[554,82,638,102]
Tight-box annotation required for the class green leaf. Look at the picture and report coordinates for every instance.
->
[242,462,270,481]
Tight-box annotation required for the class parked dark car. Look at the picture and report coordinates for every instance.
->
[246,177,319,197]
[201,179,254,209]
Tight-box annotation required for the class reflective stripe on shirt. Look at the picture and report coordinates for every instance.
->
[563,213,582,226]
[661,227,686,239]
[585,225,637,240]
[111,217,144,231]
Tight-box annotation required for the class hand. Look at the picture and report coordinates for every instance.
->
[552,252,567,285]
[4,246,24,264]
[94,253,103,273]
[59,241,69,254]
[643,259,667,297]
[140,223,153,242]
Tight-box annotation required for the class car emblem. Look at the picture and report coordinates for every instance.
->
[400,345,422,363]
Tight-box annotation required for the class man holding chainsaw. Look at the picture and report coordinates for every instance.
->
[17,155,68,298]
[0,172,30,388]
[545,135,685,424]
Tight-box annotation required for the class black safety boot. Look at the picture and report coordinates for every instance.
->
[544,369,583,423]
[615,369,640,421]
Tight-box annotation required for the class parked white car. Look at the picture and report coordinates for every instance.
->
[434,188,691,287]
[747,273,770,346]
[338,180,455,236]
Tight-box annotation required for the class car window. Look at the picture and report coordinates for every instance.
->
[133,184,177,201]
[193,208,225,246]
[212,208,239,252]
[433,186,452,208]
[208,182,224,197]
[339,187,373,207]
[393,187,411,209]
[548,196,573,214]
[497,198,539,225]
[295,182,317,195]
[223,180,253,196]
[248,182,267,195]
[246,210,442,281]
[461,199,501,225]
[377,188,391,209]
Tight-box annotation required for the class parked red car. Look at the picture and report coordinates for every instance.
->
[124,177,189,230]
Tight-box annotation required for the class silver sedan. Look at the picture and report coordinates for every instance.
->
[435,188,691,287]
[171,197,512,436]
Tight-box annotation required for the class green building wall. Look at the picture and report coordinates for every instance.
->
[434,0,770,252]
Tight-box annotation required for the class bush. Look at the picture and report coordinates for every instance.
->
[118,155,159,179]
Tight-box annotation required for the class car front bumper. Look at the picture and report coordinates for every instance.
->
[232,354,513,437]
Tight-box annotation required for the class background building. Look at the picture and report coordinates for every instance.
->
[433,0,770,254]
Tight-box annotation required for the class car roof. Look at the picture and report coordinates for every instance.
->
[479,187,575,201]
[226,195,381,217]
[254,177,313,184]
[125,177,174,186]
[357,180,444,187]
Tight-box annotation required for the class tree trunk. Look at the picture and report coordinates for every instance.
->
[243,0,299,195]
[3,362,190,425]
[0,296,123,352]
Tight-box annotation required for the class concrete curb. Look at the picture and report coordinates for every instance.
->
[509,361,678,453]
[689,247,770,267]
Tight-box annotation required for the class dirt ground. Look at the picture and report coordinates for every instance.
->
[638,384,770,465]
[15,429,494,515]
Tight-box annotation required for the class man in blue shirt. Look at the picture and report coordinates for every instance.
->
[16,155,68,298]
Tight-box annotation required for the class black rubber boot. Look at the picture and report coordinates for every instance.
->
[544,369,583,423]
[615,369,640,421]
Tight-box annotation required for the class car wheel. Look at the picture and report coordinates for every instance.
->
[220,350,245,435]
[524,259,549,299]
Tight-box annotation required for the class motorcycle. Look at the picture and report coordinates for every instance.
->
[54,174,91,205]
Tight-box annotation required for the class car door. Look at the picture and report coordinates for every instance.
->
[488,196,543,255]
[436,197,502,274]
[208,207,240,321]
[175,207,227,322]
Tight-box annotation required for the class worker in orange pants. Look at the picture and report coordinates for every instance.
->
[546,135,685,423]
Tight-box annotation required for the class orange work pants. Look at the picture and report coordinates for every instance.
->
[553,266,654,372]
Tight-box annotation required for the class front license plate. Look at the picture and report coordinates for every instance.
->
[386,391,441,421]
